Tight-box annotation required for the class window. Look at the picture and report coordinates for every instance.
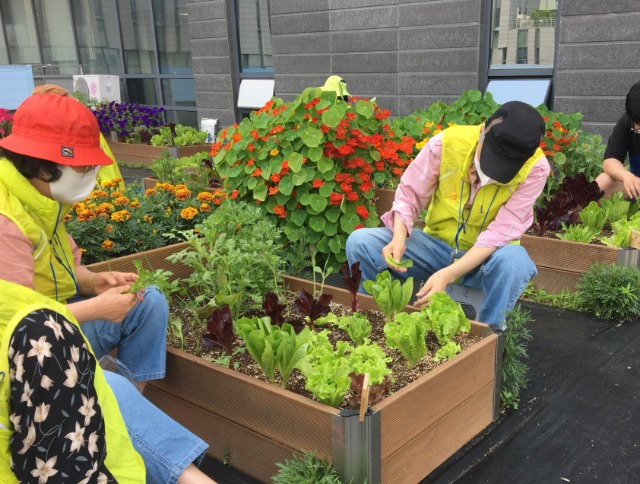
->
[117,0,158,75]
[0,0,40,65]
[32,0,79,75]
[0,9,8,64]
[152,0,192,75]
[236,0,273,73]
[516,30,528,64]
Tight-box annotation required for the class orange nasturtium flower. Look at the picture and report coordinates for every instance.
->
[273,204,287,219]
[180,207,198,220]
[230,190,239,200]
[268,186,279,196]
[312,179,324,188]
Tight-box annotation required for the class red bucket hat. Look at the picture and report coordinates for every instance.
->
[0,94,113,166]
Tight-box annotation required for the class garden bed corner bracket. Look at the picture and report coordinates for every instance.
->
[331,409,381,484]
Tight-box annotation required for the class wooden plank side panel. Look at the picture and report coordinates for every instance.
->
[530,266,581,294]
[376,336,497,459]
[521,234,618,272]
[380,381,495,483]
[149,348,337,458]
[145,386,295,483]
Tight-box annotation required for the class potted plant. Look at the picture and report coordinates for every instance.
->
[0,108,13,138]
[86,199,501,484]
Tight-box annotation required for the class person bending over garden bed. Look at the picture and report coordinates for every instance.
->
[347,101,550,331]
[0,94,168,392]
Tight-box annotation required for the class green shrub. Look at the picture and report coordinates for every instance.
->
[501,305,533,412]
[272,451,345,484]
[576,262,640,321]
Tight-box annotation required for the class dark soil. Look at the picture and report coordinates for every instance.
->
[167,291,480,410]
[525,221,614,245]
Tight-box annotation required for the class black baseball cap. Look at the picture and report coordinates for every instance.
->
[479,101,545,183]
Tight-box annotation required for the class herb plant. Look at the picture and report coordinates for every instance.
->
[126,259,180,303]
[383,311,429,368]
[150,151,214,187]
[500,305,532,412]
[272,451,345,484]
[363,271,413,322]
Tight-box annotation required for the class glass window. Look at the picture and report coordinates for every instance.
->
[152,0,192,75]
[126,77,159,104]
[0,0,41,65]
[32,0,79,75]
[0,10,9,64]
[117,0,158,74]
[161,78,195,107]
[489,0,556,70]
[71,0,123,75]
[164,109,197,127]
[236,0,273,72]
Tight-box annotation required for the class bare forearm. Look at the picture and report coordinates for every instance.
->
[75,265,97,296]
[446,246,497,283]
[603,157,631,182]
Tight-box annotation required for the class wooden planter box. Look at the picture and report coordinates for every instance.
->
[142,177,217,193]
[87,246,501,484]
[106,138,210,166]
[520,234,639,293]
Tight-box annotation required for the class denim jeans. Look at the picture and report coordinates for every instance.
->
[81,286,168,381]
[346,228,537,330]
[103,371,208,483]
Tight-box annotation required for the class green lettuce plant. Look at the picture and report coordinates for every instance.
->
[578,201,608,234]
[363,271,413,322]
[150,124,208,147]
[315,312,372,345]
[150,151,213,187]
[556,223,599,244]
[424,292,470,361]
[383,311,429,368]
[601,192,631,223]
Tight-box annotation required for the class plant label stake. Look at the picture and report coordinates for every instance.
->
[359,373,370,422]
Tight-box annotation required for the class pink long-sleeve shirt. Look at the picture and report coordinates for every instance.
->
[380,132,550,248]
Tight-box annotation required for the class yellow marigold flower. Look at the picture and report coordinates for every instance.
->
[129,199,140,208]
[145,188,157,196]
[79,247,86,254]
[143,215,154,223]
[111,210,131,222]
[175,184,188,191]
[197,192,214,202]
[114,196,130,205]
[105,225,113,232]
[175,188,192,200]
[89,190,108,200]
[270,148,279,156]
[157,183,175,193]
[111,191,123,198]
[200,203,211,212]
[180,207,198,220]
[102,240,115,251]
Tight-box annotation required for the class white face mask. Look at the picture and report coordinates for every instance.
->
[474,154,495,187]
[49,165,99,204]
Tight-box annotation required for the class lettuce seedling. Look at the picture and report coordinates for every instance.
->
[340,261,362,313]
[293,289,332,328]
[423,292,470,361]
[315,312,372,345]
[384,312,429,368]
[202,304,235,355]
[385,255,414,268]
[363,270,413,322]
[578,201,608,233]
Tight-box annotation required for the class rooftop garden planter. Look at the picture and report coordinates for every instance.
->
[86,244,501,484]
[106,137,211,166]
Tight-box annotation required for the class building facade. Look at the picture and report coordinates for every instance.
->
[0,0,639,139]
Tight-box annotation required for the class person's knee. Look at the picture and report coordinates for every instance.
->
[491,245,535,276]
[139,286,169,329]
[346,229,368,259]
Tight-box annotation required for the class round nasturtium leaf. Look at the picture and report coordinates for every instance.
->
[326,206,341,223]
[301,127,324,148]
[356,100,374,119]
[307,146,323,162]
[288,152,304,172]
[247,177,258,190]
[321,107,343,128]
[317,157,335,173]
[299,193,311,206]
[340,212,360,233]
[309,215,327,232]
[309,193,328,212]
[291,209,307,227]
[319,181,336,198]
[278,176,294,196]
[323,222,338,236]
[253,183,267,201]
[284,222,306,242]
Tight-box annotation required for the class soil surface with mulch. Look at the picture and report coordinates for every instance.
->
[167,290,480,409]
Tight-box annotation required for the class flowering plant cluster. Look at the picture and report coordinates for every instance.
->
[211,87,416,266]
[0,108,13,139]
[65,178,220,264]
[92,101,164,139]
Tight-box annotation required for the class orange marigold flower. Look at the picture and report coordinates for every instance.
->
[200,203,211,212]
[89,190,108,200]
[111,210,131,222]
[312,179,324,188]
[102,240,115,251]
[175,187,192,200]
[129,200,140,208]
[114,196,129,205]
[157,183,175,193]
[273,204,287,218]
[197,192,214,202]
[143,215,153,223]
[180,207,198,220]
[105,225,113,232]
[145,188,157,196]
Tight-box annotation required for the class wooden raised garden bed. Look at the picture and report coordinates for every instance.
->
[87,245,501,483]
[106,138,210,166]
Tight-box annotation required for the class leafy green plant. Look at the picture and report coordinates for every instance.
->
[424,292,470,361]
[576,262,640,321]
[385,255,413,268]
[272,450,345,484]
[362,271,413,322]
[601,212,640,248]
[500,305,532,413]
[166,200,285,317]
[212,87,415,266]
[578,201,608,233]
[383,311,429,368]
[150,150,213,187]
[556,223,598,243]
[150,124,208,147]
[127,259,180,303]
[601,192,631,224]
[236,316,312,387]
[315,312,372,345]
[520,283,581,310]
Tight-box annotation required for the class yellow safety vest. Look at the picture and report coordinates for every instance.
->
[424,125,544,250]
[98,134,125,190]
[0,280,145,483]
[0,157,78,302]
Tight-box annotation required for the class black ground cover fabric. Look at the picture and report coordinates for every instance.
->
[423,301,640,484]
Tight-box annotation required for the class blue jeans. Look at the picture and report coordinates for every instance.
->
[81,286,168,381]
[346,228,537,330]
[104,371,208,483]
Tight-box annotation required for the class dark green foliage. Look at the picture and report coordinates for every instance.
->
[576,262,640,321]
[501,305,532,413]
[272,451,345,484]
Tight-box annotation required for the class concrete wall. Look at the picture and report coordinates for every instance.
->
[555,1,640,138]
[270,0,486,116]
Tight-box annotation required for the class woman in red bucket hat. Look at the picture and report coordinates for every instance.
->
[0,94,216,483]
